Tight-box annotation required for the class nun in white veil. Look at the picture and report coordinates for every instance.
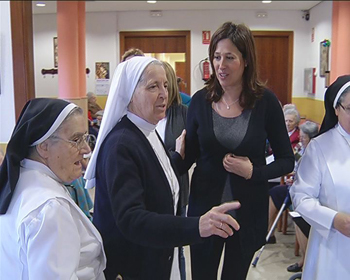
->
[85,56,240,280]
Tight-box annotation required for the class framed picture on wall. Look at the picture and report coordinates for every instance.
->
[319,41,329,77]
[53,37,58,68]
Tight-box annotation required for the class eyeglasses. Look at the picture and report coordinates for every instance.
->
[338,103,350,115]
[51,133,91,150]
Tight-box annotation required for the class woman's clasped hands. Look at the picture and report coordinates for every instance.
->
[223,153,253,180]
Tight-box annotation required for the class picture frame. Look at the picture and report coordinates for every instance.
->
[53,37,58,68]
[319,42,329,77]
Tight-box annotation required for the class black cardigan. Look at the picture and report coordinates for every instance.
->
[174,87,294,254]
[93,116,202,279]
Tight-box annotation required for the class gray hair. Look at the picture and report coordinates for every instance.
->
[87,92,96,100]
[299,121,319,139]
[284,108,300,125]
[283,103,297,112]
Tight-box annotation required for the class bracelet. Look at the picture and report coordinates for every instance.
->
[245,162,253,180]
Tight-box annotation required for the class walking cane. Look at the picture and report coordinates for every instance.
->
[252,191,291,267]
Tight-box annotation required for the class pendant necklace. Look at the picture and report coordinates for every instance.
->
[222,96,239,110]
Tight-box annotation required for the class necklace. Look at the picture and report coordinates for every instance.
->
[222,96,239,110]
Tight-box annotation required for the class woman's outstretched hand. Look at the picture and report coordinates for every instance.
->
[199,201,241,238]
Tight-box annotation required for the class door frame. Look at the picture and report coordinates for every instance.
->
[120,31,191,94]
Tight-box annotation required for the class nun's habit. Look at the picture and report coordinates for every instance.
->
[85,57,202,280]
[0,98,106,280]
[290,75,350,279]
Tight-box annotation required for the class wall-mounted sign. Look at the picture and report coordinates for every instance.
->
[202,31,211,44]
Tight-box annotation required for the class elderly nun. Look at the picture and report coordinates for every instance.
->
[85,56,241,280]
[0,98,106,279]
[290,75,350,279]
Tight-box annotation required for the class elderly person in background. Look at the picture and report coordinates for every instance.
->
[284,107,301,149]
[290,75,350,279]
[0,98,106,279]
[87,91,103,120]
[85,56,241,280]
[267,121,319,265]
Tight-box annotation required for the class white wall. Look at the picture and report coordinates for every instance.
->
[33,2,332,101]
[307,1,332,100]
[0,1,16,143]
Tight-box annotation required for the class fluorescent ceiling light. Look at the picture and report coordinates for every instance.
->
[147,1,157,4]
[36,2,46,7]
[262,1,272,3]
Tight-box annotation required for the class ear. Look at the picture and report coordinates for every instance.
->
[335,107,340,117]
[36,140,50,159]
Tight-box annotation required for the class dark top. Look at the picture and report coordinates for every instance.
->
[213,107,251,150]
[93,116,202,279]
[164,104,189,208]
[173,87,294,254]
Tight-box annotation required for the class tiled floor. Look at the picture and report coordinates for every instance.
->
[184,221,301,280]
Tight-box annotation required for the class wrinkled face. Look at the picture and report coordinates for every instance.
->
[285,114,298,132]
[46,114,91,183]
[213,38,246,90]
[299,130,311,149]
[89,95,97,104]
[335,92,350,134]
[129,64,168,125]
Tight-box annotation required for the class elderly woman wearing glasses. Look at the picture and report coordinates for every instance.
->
[84,56,241,280]
[0,98,106,279]
[290,75,350,279]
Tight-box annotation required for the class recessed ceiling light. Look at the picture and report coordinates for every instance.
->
[36,2,46,7]
[147,1,157,4]
[262,1,272,3]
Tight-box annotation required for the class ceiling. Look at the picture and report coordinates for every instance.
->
[32,1,322,15]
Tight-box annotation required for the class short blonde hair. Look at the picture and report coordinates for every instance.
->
[121,48,145,62]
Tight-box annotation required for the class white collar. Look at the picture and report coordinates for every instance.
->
[21,158,63,183]
[127,111,156,136]
[336,122,350,140]
[288,128,296,137]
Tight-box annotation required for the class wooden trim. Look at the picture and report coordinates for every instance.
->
[10,1,35,120]
[120,31,191,94]
[252,31,294,104]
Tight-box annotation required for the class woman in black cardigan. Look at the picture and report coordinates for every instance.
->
[174,22,294,279]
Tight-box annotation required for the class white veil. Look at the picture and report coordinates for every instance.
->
[84,56,156,189]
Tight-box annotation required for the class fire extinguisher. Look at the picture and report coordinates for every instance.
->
[201,58,210,81]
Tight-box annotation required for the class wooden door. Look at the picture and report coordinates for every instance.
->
[175,61,188,94]
[120,31,191,95]
[253,31,293,105]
